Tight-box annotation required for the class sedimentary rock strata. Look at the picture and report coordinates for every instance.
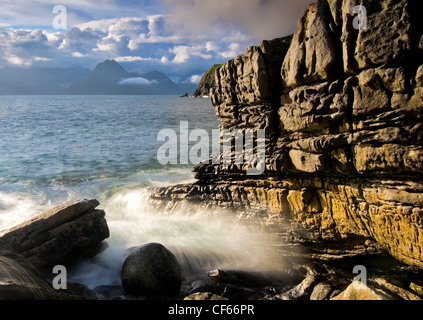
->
[151,0,423,268]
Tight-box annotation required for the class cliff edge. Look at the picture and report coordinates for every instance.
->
[192,64,223,97]
[151,0,423,268]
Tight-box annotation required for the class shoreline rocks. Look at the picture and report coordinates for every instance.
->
[0,199,109,299]
[0,199,109,268]
[178,253,423,301]
[0,250,98,300]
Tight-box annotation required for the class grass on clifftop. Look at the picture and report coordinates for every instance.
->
[200,64,223,87]
[193,63,223,96]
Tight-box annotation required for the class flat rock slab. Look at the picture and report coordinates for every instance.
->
[0,199,109,267]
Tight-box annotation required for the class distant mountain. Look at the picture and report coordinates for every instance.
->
[70,60,183,95]
[0,66,90,95]
[0,59,184,95]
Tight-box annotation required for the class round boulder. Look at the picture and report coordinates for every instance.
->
[121,243,181,298]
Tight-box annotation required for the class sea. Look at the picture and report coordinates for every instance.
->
[0,95,283,290]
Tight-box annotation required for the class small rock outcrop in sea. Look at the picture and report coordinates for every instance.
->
[150,0,423,270]
[121,242,182,298]
[0,199,109,268]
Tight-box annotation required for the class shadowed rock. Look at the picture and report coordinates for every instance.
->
[0,250,97,300]
[0,199,109,268]
[121,242,182,298]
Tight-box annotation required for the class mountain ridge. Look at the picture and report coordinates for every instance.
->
[0,59,186,95]
[66,59,184,95]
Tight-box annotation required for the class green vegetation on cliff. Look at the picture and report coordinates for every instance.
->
[192,63,223,97]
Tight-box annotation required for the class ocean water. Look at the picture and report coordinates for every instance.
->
[0,95,283,290]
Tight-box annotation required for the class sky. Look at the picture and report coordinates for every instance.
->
[0,0,312,82]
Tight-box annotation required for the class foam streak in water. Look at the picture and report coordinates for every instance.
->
[0,191,52,232]
[69,187,285,289]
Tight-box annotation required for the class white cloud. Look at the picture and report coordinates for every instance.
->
[0,4,269,75]
[220,43,241,58]
[115,56,153,62]
[205,41,218,52]
[0,0,310,81]
[189,74,202,84]
[33,56,52,61]
[76,18,121,33]
[179,74,202,84]
[0,28,59,67]
[127,39,138,51]
[170,46,189,64]
[94,42,116,52]
[5,29,48,47]
[3,54,51,66]
[6,55,29,66]
[0,0,134,28]
[106,17,149,43]
[170,45,212,64]
[77,16,171,51]
[119,77,158,86]
[46,32,65,43]
[57,37,68,50]
[72,51,88,58]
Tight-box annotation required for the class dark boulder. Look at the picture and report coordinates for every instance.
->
[121,243,181,298]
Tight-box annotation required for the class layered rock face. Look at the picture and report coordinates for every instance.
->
[151,0,423,268]
[0,199,109,267]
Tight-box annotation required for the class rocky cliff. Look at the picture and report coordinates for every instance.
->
[150,0,423,268]
[192,64,223,97]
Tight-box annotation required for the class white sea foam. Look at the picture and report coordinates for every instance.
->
[0,191,52,232]
[69,186,285,289]
[0,96,284,292]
